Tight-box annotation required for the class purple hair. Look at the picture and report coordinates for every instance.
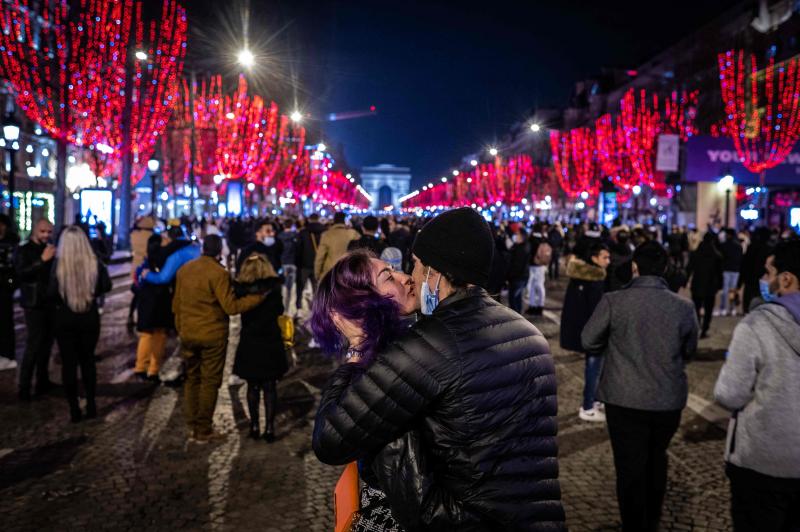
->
[310,250,403,363]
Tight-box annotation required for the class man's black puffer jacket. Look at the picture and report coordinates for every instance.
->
[313,287,564,530]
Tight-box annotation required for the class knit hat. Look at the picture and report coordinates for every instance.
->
[412,207,494,286]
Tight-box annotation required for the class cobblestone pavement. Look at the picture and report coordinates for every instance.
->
[0,273,737,531]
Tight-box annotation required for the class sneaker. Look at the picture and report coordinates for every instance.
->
[593,401,605,413]
[228,374,245,386]
[579,406,606,422]
[0,357,17,370]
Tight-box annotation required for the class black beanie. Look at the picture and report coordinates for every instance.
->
[412,208,494,286]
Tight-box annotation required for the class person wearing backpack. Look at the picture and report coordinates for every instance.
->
[714,240,800,531]
[526,223,551,316]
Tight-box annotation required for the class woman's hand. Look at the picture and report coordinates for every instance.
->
[332,313,366,362]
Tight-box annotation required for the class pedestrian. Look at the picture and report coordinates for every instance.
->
[172,235,264,442]
[526,222,551,316]
[295,213,325,313]
[15,219,56,400]
[386,217,412,272]
[607,227,633,292]
[738,227,772,313]
[132,234,174,381]
[378,246,403,273]
[505,223,530,313]
[582,241,698,532]
[312,208,565,529]
[348,215,387,255]
[128,215,155,327]
[714,240,800,531]
[277,218,298,314]
[687,231,723,338]
[548,222,565,280]
[236,219,283,273]
[0,214,20,370]
[232,254,286,442]
[50,226,112,422]
[314,211,359,281]
[718,228,743,316]
[560,242,610,422]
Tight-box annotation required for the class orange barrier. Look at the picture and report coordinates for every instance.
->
[334,462,359,532]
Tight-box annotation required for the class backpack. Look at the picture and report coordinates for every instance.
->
[534,242,553,266]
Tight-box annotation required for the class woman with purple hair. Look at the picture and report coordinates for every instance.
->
[310,250,419,531]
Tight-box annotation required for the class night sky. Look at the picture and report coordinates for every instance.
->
[186,0,737,187]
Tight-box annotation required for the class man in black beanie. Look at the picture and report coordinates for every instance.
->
[313,207,564,530]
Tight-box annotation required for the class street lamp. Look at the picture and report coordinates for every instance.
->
[237,49,255,68]
[530,123,541,133]
[489,147,498,156]
[2,113,21,225]
[290,110,303,123]
[148,158,160,217]
[718,174,735,228]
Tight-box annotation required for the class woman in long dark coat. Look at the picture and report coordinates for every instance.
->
[234,253,287,442]
[687,231,723,338]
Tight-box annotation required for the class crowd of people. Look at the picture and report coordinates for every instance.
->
[1,206,799,529]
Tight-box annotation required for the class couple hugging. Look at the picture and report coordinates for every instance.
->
[311,208,565,531]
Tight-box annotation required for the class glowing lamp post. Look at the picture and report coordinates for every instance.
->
[148,158,160,216]
[2,113,20,225]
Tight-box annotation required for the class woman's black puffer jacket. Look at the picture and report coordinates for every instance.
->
[313,286,564,530]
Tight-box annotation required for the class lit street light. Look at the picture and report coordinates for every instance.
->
[148,158,160,216]
[290,110,303,122]
[134,50,148,61]
[530,123,541,132]
[489,147,498,156]
[237,49,255,68]
[2,112,20,226]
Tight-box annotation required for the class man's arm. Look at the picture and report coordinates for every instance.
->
[145,248,196,284]
[581,294,611,353]
[681,304,699,361]
[312,326,448,465]
[714,321,760,411]
[314,236,328,279]
[212,269,264,315]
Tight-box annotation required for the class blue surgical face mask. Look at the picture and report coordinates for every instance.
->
[760,278,778,302]
[263,236,276,247]
[420,267,441,315]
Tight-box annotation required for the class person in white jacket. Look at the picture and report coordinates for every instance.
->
[714,240,800,531]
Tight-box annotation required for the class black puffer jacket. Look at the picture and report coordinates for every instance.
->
[313,287,564,530]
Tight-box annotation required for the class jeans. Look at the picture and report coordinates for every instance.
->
[508,277,528,314]
[296,267,318,311]
[182,338,227,435]
[582,355,604,410]
[605,404,682,532]
[0,285,14,359]
[527,265,547,308]
[726,463,800,531]
[282,264,297,314]
[719,271,740,314]
[19,307,55,393]
[55,309,100,411]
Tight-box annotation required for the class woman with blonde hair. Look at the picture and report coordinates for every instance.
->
[50,226,112,422]
[233,253,286,442]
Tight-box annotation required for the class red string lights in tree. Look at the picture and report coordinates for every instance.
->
[0,0,187,177]
[550,128,598,199]
[718,49,800,176]
[620,89,662,191]
[595,113,636,201]
[214,75,280,182]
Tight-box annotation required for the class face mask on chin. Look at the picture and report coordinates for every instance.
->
[420,267,442,315]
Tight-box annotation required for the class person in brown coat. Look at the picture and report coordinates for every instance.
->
[173,234,264,442]
[313,212,359,280]
[128,215,155,325]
